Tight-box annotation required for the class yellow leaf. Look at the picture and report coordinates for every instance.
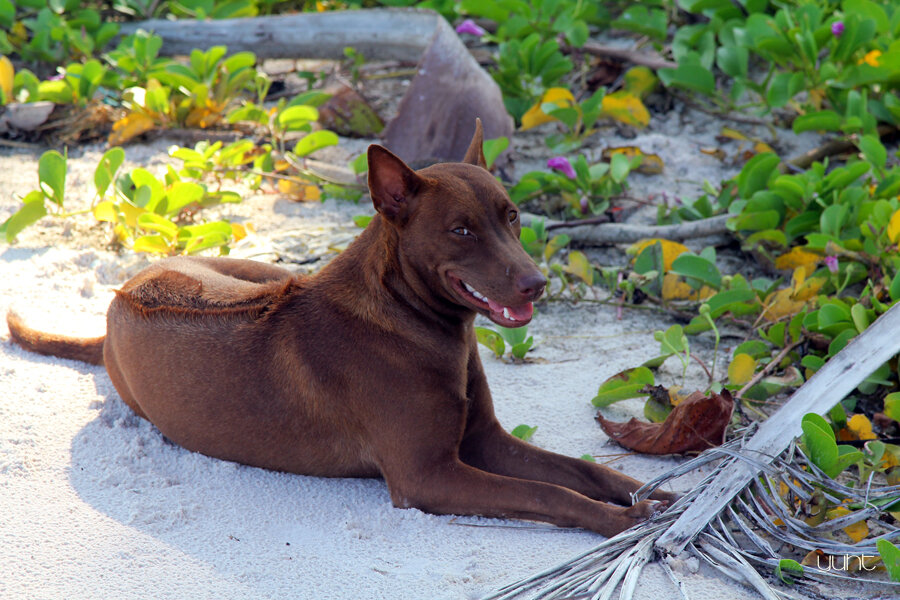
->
[622,66,658,99]
[847,414,877,441]
[601,91,650,128]
[231,223,247,241]
[719,126,750,141]
[794,276,825,302]
[774,247,821,271]
[0,56,13,102]
[630,238,689,271]
[304,185,321,202]
[520,87,575,130]
[93,201,119,223]
[277,179,321,202]
[826,506,870,543]
[119,201,145,229]
[661,273,715,301]
[108,111,157,146]
[754,141,775,154]
[602,146,664,175]
[861,49,882,67]
[728,353,757,385]
[563,250,593,285]
[887,209,900,244]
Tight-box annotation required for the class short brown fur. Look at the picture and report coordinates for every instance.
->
[7,120,674,535]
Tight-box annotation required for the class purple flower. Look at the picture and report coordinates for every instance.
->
[455,19,486,37]
[824,255,839,273]
[831,21,844,37]
[547,156,576,179]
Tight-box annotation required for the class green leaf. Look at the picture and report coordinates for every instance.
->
[475,326,505,357]
[137,212,178,240]
[878,539,900,582]
[510,337,534,360]
[277,105,318,130]
[859,134,886,170]
[510,424,538,441]
[737,153,779,199]
[38,150,66,207]
[716,45,748,78]
[352,215,372,228]
[497,324,528,346]
[670,254,721,288]
[885,392,900,423]
[0,191,47,242]
[851,303,869,334]
[658,62,716,95]
[775,558,803,584]
[94,147,125,198]
[482,137,509,170]
[349,153,368,175]
[162,181,205,216]
[890,270,900,303]
[801,413,839,477]
[660,324,687,355]
[292,130,339,158]
[644,395,672,423]
[591,366,655,407]
[793,110,843,133]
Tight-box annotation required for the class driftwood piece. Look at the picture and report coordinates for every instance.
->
[521,213,730,244]
[118,8,442,61]
[655,299,900,555]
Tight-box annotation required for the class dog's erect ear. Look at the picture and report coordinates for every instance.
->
[367,145,423,222]
[462,118,487,169]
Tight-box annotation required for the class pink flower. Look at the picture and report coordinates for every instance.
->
[824,255,838,273]
[547,156,576,179]
[831,21,844,37]
[455,19,486,37]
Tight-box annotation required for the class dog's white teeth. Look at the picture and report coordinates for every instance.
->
[503,307,510,319]
[464,282,475,293]
[474,291,486,301]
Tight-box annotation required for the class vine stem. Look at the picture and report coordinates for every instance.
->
[735,339,803,400]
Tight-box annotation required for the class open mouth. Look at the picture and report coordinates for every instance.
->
[449,274,534,327]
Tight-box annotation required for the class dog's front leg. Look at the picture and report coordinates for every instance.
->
[380,456,661,536]
[460,347,678,506]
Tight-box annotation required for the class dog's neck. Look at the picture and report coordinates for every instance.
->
[314,215,473,333]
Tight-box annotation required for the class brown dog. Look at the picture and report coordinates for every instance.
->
[7,120,673,535]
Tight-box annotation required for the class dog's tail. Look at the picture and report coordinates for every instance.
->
[6,310,105,365]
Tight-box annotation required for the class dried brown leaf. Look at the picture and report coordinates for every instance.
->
[596,389,733,454]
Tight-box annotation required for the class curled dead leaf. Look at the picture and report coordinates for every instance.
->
[596,389,733,454]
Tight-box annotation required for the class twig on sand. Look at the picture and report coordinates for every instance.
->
[522,213,731,245]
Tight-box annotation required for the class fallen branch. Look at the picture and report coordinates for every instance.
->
[784,124,897,171]
[118,9,447,61]
[522,213,731,244]
[579,41,677,71]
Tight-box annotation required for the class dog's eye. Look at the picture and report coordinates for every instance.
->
[508,209,518,223]
[452,227,471,236]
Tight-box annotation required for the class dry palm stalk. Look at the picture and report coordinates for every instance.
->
[486,300,900,599]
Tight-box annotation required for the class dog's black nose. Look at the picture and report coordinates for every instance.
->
[516,272,547,300]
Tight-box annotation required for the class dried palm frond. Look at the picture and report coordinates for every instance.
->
[484,299,900,600]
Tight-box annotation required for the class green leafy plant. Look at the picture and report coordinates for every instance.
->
[492,34,573,123]
[476,324,534,361]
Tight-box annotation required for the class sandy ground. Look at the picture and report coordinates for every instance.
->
[0,110,872,599]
